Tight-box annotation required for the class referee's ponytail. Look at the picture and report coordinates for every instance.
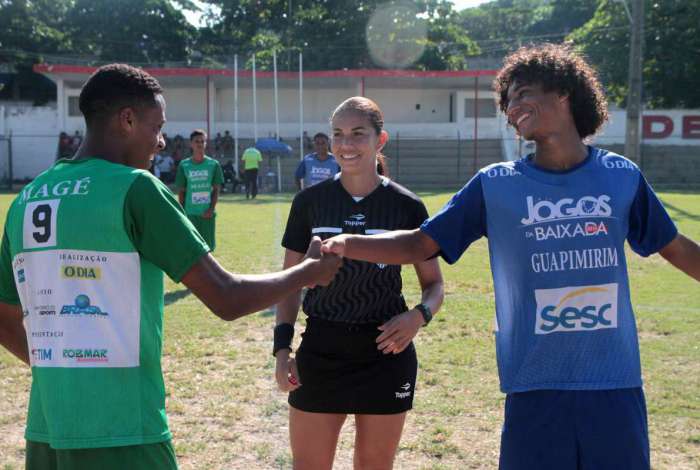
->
[332,96,389,177]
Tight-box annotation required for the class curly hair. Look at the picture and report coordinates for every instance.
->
[79,63,163,127]
[493,43,608,139]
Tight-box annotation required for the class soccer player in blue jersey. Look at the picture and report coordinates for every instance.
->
[322,44,700,469]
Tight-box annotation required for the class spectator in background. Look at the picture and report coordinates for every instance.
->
[223,130,234,158]
[241,146,263,200]
[294,132,339,191]
[156,152,175,184]
[302,131,313,153]
[214,132,223,159]
[70,130,83,153]
[222,159,242,194]
[57,132,73,160]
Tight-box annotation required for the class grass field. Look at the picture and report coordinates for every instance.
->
[0,190,698,469]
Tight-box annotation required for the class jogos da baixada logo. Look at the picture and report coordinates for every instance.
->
[521,195,612,241]
[534,283,618,334]
[60,294,109,316]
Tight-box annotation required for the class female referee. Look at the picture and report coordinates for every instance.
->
[272,97,444,470]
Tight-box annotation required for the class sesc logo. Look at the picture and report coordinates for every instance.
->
[62,265,101,280]
[534,283,618,334]
[521,195,612,225]
[60,294,109,316]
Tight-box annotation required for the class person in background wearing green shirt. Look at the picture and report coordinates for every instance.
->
[175,130,224,250]
[0,63,341,470]
[241,146,262,199]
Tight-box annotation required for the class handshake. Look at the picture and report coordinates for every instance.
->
[302,235,350,287]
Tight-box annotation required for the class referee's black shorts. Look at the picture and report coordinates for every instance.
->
[289,317,418,415]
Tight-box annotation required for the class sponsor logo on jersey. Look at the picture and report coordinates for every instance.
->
[396,382,412,399]
[486,166,521,178]
[531,247,619,273]
[603,159,636,170]
[36,303,57,316]
[345,214,366,227]
[310,166,333,177]
[527,221,609,241]
[521,195,612,226]
[31,330,63,338]
[61,265,102,280]
[188,170,210,179]
[534,283,618,334]
[60,295,109,316]
[62,348,109,363]
[31,348,52,361]
[17,269,25,283]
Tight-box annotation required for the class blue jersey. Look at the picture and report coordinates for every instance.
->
[295,153,340,187]
[421,147,677,393]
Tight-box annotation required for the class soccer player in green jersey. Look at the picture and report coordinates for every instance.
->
[0,63,341,470]
[176,129,223,250]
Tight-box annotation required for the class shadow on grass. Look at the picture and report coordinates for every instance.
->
[165,288,192,306]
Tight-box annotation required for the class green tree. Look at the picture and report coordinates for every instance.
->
[570,0,700,108]
[64,0,196,65]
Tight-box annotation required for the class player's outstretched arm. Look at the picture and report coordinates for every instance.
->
[659,233,700,282]
[0,302,29,364]
[181,237,341,321]
[322,229,439,265]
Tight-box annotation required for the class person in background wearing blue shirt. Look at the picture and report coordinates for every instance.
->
[321,43,700,470]
[294,133,339,191]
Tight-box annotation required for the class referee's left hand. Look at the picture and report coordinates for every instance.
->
[376,309,425,354]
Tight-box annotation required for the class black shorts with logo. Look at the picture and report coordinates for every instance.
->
[289,317,418,415]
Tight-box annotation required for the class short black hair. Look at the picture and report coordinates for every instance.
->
[79,64,163,127]
[313,132,329,141]
[494,43,608,139]
[190,129,207,141]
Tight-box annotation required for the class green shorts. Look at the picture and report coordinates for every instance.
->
[26,440,178,470]
[188,213,216,250]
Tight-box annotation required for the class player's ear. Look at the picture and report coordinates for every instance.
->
[118,107,137,134]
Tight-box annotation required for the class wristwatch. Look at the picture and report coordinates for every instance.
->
[414,303,432,327]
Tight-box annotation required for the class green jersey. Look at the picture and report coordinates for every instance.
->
[0,158,209,449]
[175,156,223,216]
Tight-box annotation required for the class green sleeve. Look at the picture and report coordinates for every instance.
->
[212,161,224,185]
[124,173,210,282]
[175,162,186,189]
[0,227,19,304]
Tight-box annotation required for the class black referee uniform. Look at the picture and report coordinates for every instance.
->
[282,174,429,414]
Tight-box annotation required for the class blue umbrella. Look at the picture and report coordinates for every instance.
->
[255,138,292,155]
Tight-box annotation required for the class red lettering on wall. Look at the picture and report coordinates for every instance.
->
[682,115,700,139]
[643,115,674,139]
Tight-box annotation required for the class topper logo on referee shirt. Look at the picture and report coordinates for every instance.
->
[345,214,366,227]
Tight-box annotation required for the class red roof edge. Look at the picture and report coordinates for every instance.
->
[34,63,497,79]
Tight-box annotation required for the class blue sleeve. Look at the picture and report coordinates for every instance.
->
[294,159,306,180]
[420,173,487,264]
[627,172,677,257]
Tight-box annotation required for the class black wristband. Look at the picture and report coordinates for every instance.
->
[273,323,294,357]
[414,303,432,327]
